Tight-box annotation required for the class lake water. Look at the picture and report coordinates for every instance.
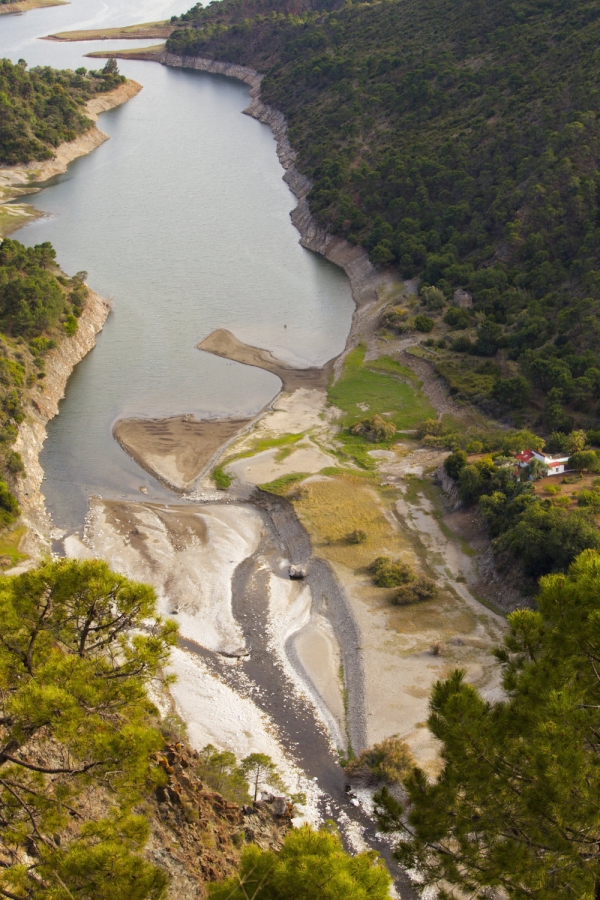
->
[0,0,354,529]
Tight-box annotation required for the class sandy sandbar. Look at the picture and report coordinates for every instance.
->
[113,415,252,492]
[198,329,332,392]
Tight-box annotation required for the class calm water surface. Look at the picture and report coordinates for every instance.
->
[0,0,354,529]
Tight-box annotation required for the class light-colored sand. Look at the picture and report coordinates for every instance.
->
[226,442,336,488]
[44,21,173,40]
[198,329,332,392]
[166,646,322,824]
[82,499,265,655]
[113,415,252,491]
[294,616,345,738]
[0,0,65,13]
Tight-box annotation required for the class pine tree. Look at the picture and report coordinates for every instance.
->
[376,548,600,899]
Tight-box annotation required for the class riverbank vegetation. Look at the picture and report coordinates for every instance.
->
[0,57,125,165]
[0,237,92,539]
[167,0,600,435]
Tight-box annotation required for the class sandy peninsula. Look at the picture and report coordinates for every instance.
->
[44,21,174,41]
[0,0,66,14]
[113,415,253,492]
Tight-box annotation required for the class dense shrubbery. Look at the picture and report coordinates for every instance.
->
[0,57,125,164]
[369,555,415,588]
[168,0,600,430]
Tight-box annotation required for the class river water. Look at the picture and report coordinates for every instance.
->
[0,0,354,529]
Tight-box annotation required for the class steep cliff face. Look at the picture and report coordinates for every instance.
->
[157,52,388,375]
[145,743,291,899]
[13,289,111,556]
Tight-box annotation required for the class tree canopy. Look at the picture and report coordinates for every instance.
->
[0,57,125,165]
[377,548,600,899]
[208,825,391,900]
[0,558,177,900]
[167,0,600,429]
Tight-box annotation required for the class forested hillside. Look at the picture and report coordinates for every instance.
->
[167,0,600,430]
[0,237,92,538]
[0,57,124,164]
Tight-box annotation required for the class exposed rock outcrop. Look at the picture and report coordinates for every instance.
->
[146,743,291,899]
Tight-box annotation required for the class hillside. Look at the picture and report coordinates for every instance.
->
[0,57,125,164]
[167,0,600,432]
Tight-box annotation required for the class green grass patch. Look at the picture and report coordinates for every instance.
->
[212,466,232,490]
[365,356,420,384]
[235,432,304,461]
[328,346,435,468]
[259,472,309,495]
[329,346,435,429]
[0,526,28,568]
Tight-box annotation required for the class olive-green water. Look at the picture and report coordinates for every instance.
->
[1,0,353,529]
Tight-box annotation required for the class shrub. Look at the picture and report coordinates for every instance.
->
[452,335,474,353]
[0,479,19,528]
[392,576,438,605]
[577,490,600,511]
[444,307,471,329]
[212,465,232,490]
[347,529,367,544]
[344,736,414,785]
[414,314,435,333]
[370,555,415,587]
[444,448,468,480]
[420,285,445,311]
[351,414,396,442]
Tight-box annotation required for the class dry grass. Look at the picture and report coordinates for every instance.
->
[292,474,408,568]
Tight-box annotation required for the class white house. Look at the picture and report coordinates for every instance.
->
[515,449,570,476]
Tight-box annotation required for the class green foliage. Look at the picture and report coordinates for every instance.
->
[369,555,415,588]
[208,825,391,900]
[196,745,251,805]
[443,448,467,481]
[569,449,600,474]
[344,736,414,785]
[0,58,125,165]
[168,0,600,426]
[350,413,396,442]
[0,558,177,900]
[413,314,434,333]
[212,465,232,490]
[377,549,600,899]
[577,488,600,510]
[259,471,309,495]
[392,575,438,606]
[239,753,286,803]
[497,502,600,577]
